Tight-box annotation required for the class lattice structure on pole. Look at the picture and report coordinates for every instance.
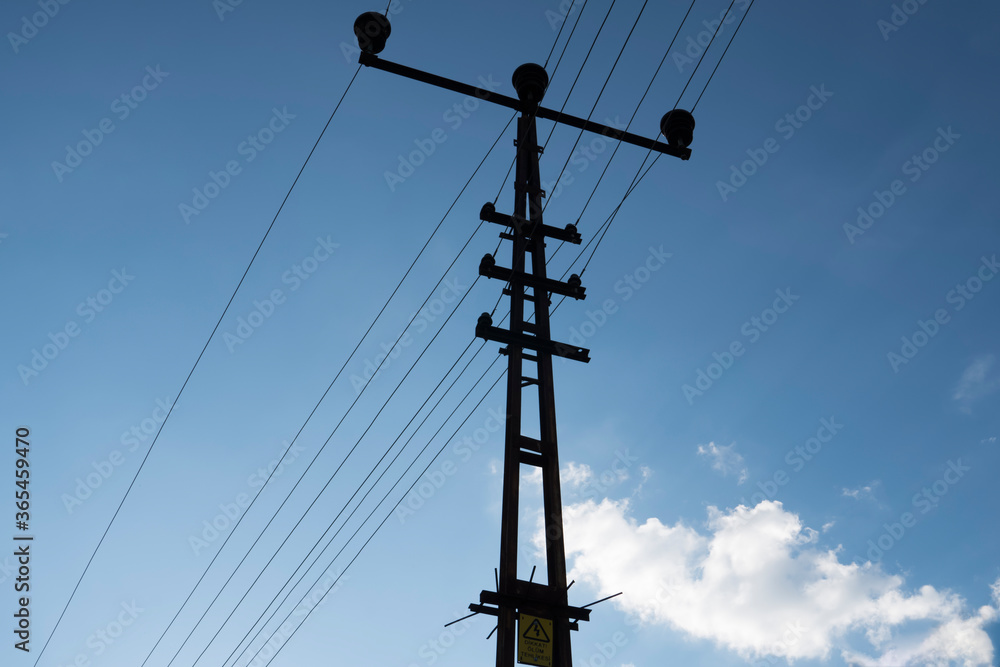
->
[353,11,695,666]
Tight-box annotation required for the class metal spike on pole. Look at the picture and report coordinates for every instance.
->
[352,11,694,666]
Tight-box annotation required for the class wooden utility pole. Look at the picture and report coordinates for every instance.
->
[353,11,694,666]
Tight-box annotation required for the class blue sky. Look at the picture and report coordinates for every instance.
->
[3,0,999,665]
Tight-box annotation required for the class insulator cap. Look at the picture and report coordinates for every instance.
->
[660,109,696,149]
[512,63,548,105]
[354,12,391,54]
[479,253,496,273]
[568,274,582,289]
[480,202,496,220]
[477,312,493,328]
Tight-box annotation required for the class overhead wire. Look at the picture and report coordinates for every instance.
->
[204,10,608,660]
[200,337,482,667]
[243,3,760,660]
[692,0,756,112]
[30,63,364,667]
[135,98,516,667]
[161,262,486,667]
[140,10,582,661]
[256,360,508,667]
[146,3,704,661]
[579,0,744,276]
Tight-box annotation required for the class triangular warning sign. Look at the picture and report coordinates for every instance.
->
[522,618,551,643]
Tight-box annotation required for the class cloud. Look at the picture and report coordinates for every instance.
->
[843,481,880,501]
[697,441,748,484]
[556,497,998,665]
[562,462,595,489]
[522,463,597,491]
[954,355,1000,412]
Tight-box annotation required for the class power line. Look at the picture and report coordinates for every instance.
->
[140,12,579,659]
[135,91,516,667]
[31,63,364,667]
[568,0,698,232]
[490,0,625,317]
[673,0,738,109]
[217,339,488,667]
[161,265,484,667]
[692,0,756,112]
[579,0,744,275]
[255,361,507,667]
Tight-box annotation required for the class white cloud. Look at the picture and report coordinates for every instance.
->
[697,441,748,485]
[561,462,594,489]
[954,355,1000,412]
[522,463,596,491]
[556,497,998,665]
[843,481,880,501]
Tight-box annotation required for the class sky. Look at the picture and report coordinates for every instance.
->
[2,0,1000,666]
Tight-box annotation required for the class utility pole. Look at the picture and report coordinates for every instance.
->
[353,12,695,666]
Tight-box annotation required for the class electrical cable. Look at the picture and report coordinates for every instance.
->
[256,362,507,667]
[137,97,515,667]
[578,0,742,276]
[144,6,609,662]
[490,0,645,319]
[234,3,754,659]
[158,259,485,666]
[673,0,737,109]
[201,338,482,667]
[31,63,364,667]
[217,340,488,667]
[142,10,577,658]
[692,0,756,112]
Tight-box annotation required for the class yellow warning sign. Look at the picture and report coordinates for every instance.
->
[517,614,553,667]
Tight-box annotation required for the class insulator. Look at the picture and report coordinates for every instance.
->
[660,109,696,148]
[354,12,391,54]
[512,63,548,105]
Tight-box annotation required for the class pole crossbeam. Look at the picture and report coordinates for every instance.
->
[359,52,692,159]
